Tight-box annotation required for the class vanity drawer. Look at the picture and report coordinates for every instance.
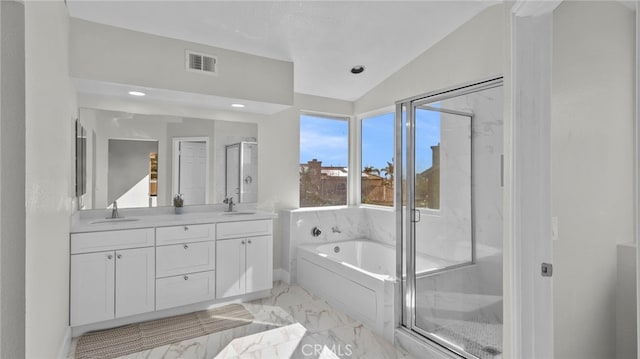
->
[156,241,215,278]
[216,220,273,240]
[155,224,214,245]
[71,228,155,254]
[155,270,215,310]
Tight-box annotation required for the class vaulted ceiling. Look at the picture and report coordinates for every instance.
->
[67,1,499,102]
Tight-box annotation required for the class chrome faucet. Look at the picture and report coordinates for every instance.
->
[111,200,120,219]
[223,197,235,212]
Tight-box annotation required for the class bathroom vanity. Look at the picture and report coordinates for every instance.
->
[69,210,275,332]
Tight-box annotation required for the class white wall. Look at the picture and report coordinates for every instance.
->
[24,1,77,357]
[0,1,25,358]
[551,2,635,358]
[70,18,293,106]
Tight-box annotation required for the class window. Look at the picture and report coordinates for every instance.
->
[299,114,348,207]
[361,112,394,207]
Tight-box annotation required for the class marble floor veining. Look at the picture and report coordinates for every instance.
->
[68,282,413,359]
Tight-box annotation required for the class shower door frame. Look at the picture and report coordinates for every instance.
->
[396,76,504,358]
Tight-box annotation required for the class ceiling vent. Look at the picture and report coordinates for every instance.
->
[186,50,217,75]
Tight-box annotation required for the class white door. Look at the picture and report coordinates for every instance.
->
[70,251,115,326]
[178,141,207,205]
[246,235,272,293]
[115,247,155,318]
[216,238,245,298]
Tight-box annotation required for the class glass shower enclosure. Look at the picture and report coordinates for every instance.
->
[225,141,258,203]
[397,78,504,359]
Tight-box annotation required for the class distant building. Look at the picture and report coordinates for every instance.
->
[416,144,440,209]
[300,159,393,207]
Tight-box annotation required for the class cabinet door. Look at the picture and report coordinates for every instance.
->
[115,247,155,318]
[216,238,245,298]
[70,251,115,326]
[246,235,273,293]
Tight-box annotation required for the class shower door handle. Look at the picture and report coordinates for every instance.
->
[412,209,421,223]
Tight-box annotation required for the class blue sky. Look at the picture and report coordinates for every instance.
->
[300,115,348,167]
[300,110,440,174]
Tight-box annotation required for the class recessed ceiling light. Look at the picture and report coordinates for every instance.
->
[231,103,245,108]
[350,65,365,74]
[128,91,146,96]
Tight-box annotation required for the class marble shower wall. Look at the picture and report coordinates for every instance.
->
[281,206,396,283]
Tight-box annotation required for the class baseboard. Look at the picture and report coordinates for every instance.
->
[273,269,290,284]
[57,326,72,359]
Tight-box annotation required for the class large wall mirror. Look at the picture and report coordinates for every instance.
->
[76,108,257,210]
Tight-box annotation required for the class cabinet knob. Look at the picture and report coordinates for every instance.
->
[117,254,122,259]
[241,240,245,245]
[248,239,252,244]
[183,244,189,250]
[183,275,189,281]
[184,226,189,231]
[107,254,113,260]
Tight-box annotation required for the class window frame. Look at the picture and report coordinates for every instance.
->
[357,106,396,210]
[299,111,351,209]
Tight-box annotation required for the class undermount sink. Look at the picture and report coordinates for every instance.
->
[222,211,257,216]
[90,218,140,224]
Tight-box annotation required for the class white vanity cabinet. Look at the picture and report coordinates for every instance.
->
[70,215,275,329]
[216,220,273,299]
[155,224,216,310]
[70,228,155,326]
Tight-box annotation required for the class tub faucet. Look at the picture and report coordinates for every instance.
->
[223,197,235,212]
[111,201,119,219]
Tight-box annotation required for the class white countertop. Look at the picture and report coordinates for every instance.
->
[71,207,277,233]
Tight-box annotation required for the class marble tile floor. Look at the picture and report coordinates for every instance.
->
[68,281,413,359]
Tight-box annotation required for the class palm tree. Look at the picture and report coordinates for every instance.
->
[363,165,380,176]
[381,160,394,181]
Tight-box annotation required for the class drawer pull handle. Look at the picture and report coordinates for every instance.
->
[248,239,252,244]
[183,276,189,281]
[117,254,122,259]
[184,226,189,231]
[184,244,189,250]
[107,254,113,260]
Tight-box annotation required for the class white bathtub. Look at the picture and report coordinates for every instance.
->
[297,239,397,341]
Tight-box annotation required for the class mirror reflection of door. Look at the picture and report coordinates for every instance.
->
[173,138,208,206]
[107,139,159,208]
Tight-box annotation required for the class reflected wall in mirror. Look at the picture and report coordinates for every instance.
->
[108,139,158,208]
[77,108,257,210]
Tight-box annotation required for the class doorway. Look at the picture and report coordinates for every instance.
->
[172,137,209,206]
[398,78,504,358]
